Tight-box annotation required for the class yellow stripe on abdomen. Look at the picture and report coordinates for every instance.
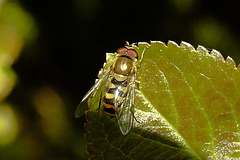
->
[105,92,115,99]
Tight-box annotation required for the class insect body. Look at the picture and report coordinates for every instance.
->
[75,43,145,135]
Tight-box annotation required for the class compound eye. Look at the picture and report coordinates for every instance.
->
[127,49,138,59]
[117,47,128,55]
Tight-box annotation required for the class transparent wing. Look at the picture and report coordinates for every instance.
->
[75,66,112,118]
[116,73,136,135]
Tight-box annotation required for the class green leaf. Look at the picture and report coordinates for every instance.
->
[85,41,240,159]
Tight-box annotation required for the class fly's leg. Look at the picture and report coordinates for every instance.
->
[98,92,105,116]
[133,114,141,124]
[135,80,141,90]
[136,44,149,68]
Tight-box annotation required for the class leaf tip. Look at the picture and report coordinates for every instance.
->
[226,56,237,68]
[180,41,195,52]
[210,49,225,62]
[150,41,166,47]
[196,45,209,55]
[167,40,179,47]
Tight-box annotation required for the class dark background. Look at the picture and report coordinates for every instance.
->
[1,0,240,159]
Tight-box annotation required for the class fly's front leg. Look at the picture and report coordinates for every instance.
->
[135,80,141,90]
[98,92,105,116]
[136,44,149,68]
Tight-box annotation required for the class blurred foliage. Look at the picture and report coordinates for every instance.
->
[0,103,18,146]
[0,0,35,157]
[0,0,240,159]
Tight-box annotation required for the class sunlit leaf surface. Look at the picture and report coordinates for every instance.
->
[85,41,240,159]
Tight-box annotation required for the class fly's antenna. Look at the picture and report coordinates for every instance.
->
[125,41,130,46]
[125,41,138,49]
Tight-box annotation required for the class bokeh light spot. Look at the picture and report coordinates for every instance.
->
[193,18,224,46]
[0,66,16,101]
[0,104,18,146]
[171,0,198,13]
[33,87,71,144]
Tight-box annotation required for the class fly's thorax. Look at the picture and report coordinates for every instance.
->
[114,56,135,75]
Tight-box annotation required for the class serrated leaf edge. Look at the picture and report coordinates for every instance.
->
[148,40,239,70]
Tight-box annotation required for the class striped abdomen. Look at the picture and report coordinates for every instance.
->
[103,75,128,116]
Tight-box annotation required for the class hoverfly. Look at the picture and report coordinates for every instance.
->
[75,43,147,135]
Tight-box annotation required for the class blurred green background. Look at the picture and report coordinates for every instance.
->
[0,0,240,159]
